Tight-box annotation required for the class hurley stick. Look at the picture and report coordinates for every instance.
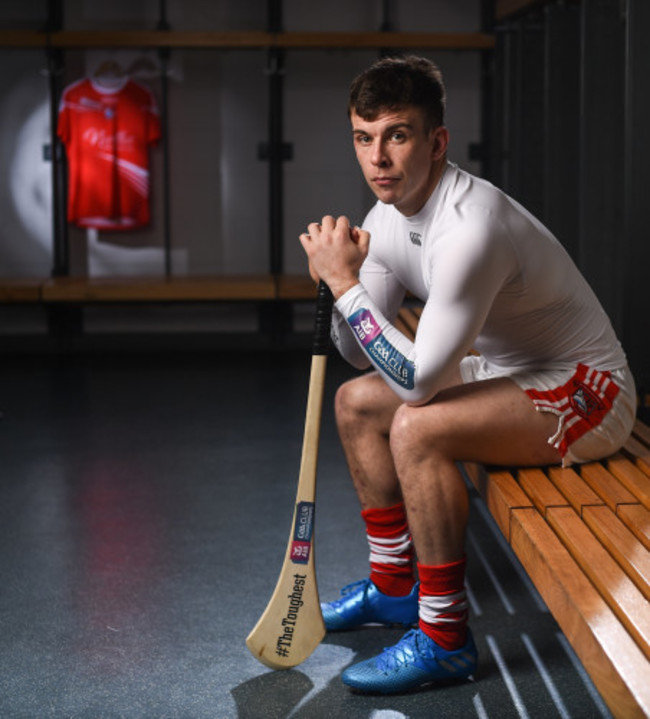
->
[246,280,333,669]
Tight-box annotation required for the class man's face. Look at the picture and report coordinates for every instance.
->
[350,106,447,217]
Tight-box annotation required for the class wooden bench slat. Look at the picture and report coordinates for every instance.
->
[578,461,639,510]
[583,505,650,601]
[624,436,650,478]
[517,467,569,514]
[547,506,650,662]
[606,456,650,510]
[466,467,534,542]
[618,504,650,552]
[511,507,650,719]
[545,465,604,512]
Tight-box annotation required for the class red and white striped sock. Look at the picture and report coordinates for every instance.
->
[361,502,415,597]
[418,557,469,650]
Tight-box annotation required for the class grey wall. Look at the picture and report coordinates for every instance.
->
[0,0,482,279]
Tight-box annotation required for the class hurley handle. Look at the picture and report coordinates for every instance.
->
[312,281,334,356]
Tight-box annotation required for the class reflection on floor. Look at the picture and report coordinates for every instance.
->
[0,350,612,718]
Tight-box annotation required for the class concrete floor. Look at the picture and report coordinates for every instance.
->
[0,348,613,718]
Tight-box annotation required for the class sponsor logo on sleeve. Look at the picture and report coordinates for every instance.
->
[348,308,415,389]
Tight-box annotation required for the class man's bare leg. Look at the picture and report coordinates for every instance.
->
[320,373,420,632]
[334,372,404,509]
[337,375,563,693]
[335,371,561,557]
[389,377,562,565]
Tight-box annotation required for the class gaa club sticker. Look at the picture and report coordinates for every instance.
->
[290,501,314,564]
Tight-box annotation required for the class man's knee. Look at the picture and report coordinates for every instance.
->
[390,403,445,462]
[390,404,418,455]
[335,376,374,429]
[335,374,401,434]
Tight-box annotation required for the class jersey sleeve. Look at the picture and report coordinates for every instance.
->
[331,251,406,369]
[335,225,517,404]
[330,207,406,370]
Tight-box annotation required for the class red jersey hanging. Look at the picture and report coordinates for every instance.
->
[57,77,161,231]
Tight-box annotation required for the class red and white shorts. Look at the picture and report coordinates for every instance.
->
[459,356,637,466]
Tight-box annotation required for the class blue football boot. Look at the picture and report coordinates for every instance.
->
[342,627,477,694]
[321,578,419,631]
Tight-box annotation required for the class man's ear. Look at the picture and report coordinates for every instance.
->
[431,126,449,160]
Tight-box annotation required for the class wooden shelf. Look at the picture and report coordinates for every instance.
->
[273,32,494,50]
[0,274,325,304]
[0,30,48,47]
[0,29,494,50]
[40,275,277,303]
[276,275,318,300]
[49,30,272,49]
[0,278,43,302]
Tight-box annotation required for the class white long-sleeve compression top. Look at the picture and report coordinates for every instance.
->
[332,162,627,405]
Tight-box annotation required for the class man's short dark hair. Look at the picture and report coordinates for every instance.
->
[349,55,446,131]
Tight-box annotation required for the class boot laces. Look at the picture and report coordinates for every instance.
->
[379,629,434,671]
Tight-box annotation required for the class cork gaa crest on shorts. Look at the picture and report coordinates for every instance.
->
[524,363,620,458]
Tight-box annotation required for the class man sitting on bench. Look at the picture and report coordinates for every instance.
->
[298,55,637,695]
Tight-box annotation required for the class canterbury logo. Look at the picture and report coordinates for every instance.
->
[409,232,422,246]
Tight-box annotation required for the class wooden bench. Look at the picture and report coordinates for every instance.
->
[396,306,650,719]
